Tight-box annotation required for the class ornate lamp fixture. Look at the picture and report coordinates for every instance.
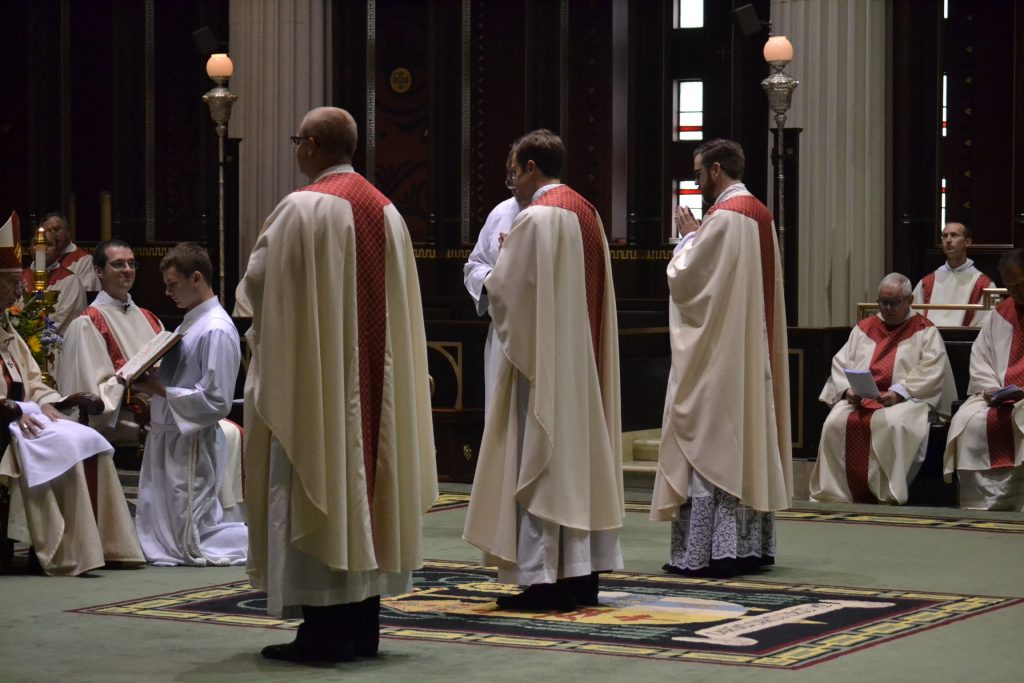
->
[202,53,237,301]
[761,36,799,267]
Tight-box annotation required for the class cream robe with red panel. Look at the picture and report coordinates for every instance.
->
[812,314,956,504]
[651,188,792,520]
[243,167,437,588]
[463,186,623,568]
[944,299,1024,510]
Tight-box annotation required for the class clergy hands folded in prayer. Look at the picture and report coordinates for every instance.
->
[674,205,700,237]
[498,232,508,250]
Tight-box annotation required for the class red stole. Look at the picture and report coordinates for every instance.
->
[302,172,390,512]
[705,195,779,374]
[22,265,75,290]
[986,300,1024,469]
[58,248,90,271]
[83,305,162,370]
[532,185,606,370]
[961,274,993,326]
[843,315,931,502]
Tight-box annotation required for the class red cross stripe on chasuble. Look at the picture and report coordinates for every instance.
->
[986,300,1024,469]
[961,274,993,326]
[22,264,75,290]
[304,172,390,511]
[532,186,606,367]
[83,307,163,371]
[920,272,936,305]
[705,196,778,359]
[843,315,931,502]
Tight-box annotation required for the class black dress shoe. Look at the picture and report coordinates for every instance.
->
[260,622,354,664]
[353,596,380,658]
[560,573,600,606]
[662,562,714,577]
[496,582,576,611]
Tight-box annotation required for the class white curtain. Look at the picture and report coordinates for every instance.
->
[228,0,332,280]
[770,0,888,326]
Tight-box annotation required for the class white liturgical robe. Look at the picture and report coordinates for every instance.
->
[59,243,101,293]
[0,315,143,575]
[134,296,246,566]
[463,184,624,585]
[241,165,437,616]
[944,299,1024,511]
[811,313,956,505]
[464,196,523,411]
[651,185,792,520]
[912,260,993,327]
[21,265,87,335]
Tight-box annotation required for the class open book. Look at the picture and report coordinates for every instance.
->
[844,368,880,399]
[115,331,183,384]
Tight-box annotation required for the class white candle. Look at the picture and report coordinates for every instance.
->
[34,229,46,273]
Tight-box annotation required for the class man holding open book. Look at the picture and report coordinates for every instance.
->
[811,273,957,504]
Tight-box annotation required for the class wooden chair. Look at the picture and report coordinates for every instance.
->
[0,393,103,572]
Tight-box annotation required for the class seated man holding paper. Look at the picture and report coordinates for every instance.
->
[943,249,1024,511]
[810,273,957,504]
[57,239,245,518]
[0,214,144,575]
[128,243,246,566]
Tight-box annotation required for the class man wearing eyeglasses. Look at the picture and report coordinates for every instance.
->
[912,222,993,327]
[811,273,956,505]
[652,138,790,578]
[463,157,528,413]
[464,129,623,611]
[240,107,437,664]
[57,240,246,518]
[39,212,101,293]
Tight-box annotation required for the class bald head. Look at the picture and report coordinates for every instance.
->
[295,107,358,179]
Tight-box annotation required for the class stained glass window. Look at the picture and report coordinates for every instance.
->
[674,180,704,240]
[940,176,947,227]
[941,73,948,137]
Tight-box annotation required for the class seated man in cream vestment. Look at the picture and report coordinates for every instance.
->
[240,107,437,664]
[944,249,1024,511]
[56,239,244,517]
[19,229,87,335]
[0,213,143,575]
[912,222,993,327]
[464,129,624,610]
[811,273,957,505]
[40,212,101,293]
[651,139,791,578]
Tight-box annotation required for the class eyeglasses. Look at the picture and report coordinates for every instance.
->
[107,259,138,271]
[877,297,908,309]
[290,135,314,147]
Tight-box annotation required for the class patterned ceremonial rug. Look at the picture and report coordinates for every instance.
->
[72,560,1020,669]
[429,493,1024,535]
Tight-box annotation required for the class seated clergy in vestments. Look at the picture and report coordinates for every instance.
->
[0,213,144,575]
[56,240,244,517]
[943,249,1024,511]
[811,273,957,505]
[912,222,993,327]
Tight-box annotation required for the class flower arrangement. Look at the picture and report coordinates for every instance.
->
[8,301,63,371]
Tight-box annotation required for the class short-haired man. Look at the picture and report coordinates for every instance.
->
[40,212,101,293]
[652,138,791,577]
[944,249,1024,511]
[912,222,993,326]
[130,243,246,566]
[20,226,87,334]
[464,129,624,609]
[812,273,957,504]
[0,213,143,575]
[240,107,437,663]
